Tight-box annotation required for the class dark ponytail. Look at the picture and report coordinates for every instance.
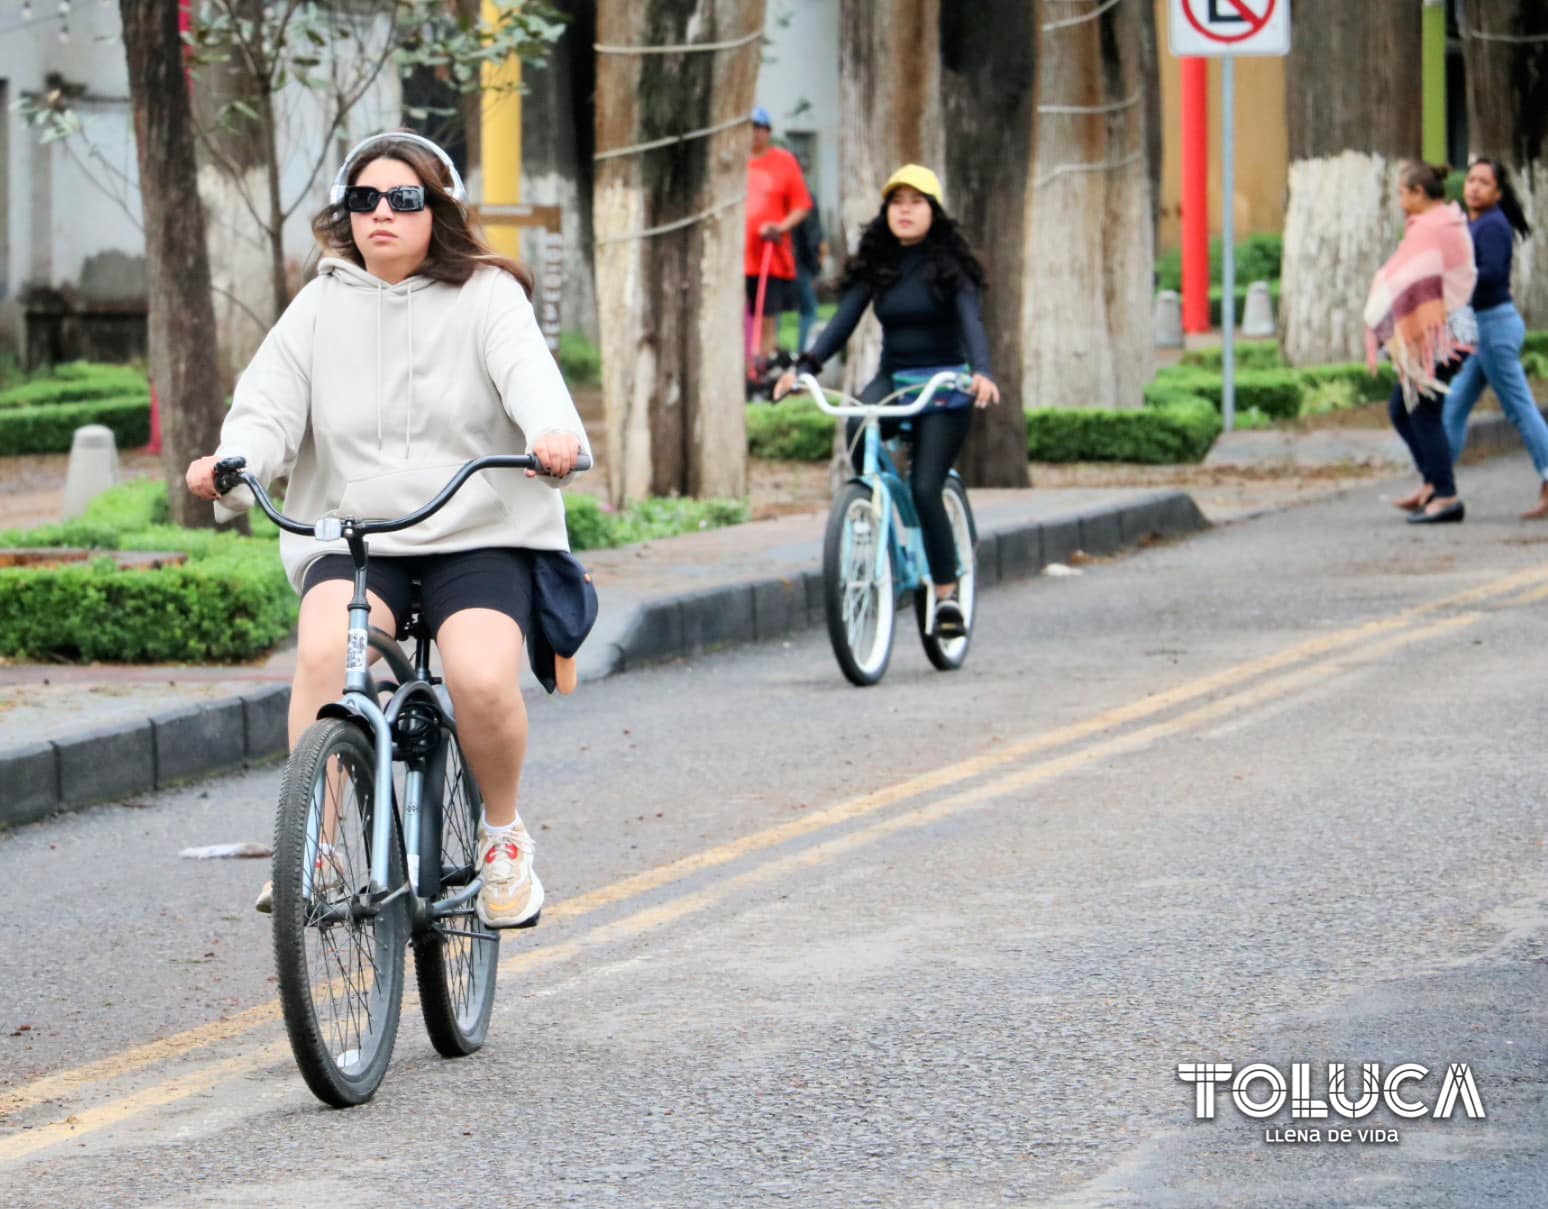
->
[1400,160,1451,200]
[1474,158,1534,242]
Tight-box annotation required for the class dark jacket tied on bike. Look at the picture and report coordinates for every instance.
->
[527,551,598,694]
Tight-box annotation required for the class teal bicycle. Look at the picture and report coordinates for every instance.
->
[792,370,978,686]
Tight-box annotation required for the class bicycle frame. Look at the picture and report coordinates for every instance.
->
[797,370,971,593]
[215,453,589,912]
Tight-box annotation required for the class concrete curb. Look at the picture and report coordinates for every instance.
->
[0,685,291,829]
[0,491,1207,826]
[607,489,1208,674]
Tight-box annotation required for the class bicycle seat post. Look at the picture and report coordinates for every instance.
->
[342,523,373,698]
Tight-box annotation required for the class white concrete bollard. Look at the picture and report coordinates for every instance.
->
[1241,280,1277,338]
[1153,290,1183,348]
[61,425,120,521]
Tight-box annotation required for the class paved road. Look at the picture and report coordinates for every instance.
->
[2,458,1545,1207]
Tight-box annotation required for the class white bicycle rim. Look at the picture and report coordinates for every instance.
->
[841,497,895,677]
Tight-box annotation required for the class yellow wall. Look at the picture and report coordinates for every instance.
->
[1155,0,1289,252]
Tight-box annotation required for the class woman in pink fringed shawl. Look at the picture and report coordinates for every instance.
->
[1365,161,1478,525]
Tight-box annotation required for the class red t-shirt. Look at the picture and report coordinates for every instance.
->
[746,147,813,280]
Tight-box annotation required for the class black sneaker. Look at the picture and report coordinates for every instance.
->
[933,592,966,639]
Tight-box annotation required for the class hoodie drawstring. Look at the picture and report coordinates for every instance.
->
[375,282,384,450]
[406,286,415,460]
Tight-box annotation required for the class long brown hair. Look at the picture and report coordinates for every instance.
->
[310,136,534,295]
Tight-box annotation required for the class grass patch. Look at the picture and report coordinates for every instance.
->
[565,494,750,550]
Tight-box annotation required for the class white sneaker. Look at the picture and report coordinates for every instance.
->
[476,824,544,929]
[253,847,345,915]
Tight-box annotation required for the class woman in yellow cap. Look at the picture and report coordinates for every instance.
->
[776,164,999,637]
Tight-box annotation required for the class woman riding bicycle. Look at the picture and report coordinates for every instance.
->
[186,132,589,929]
[775,164,999,637]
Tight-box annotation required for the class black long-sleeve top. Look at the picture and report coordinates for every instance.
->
[1469,205,1514,312]
[798,245,993,380]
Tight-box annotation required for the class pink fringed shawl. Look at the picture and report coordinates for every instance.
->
[1364,202,1478,406]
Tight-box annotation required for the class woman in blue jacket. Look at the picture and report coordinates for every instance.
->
[1436,159,1548,520]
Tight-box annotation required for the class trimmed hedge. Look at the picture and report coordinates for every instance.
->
[0,363,149,410]
[0,499,295,663]
[1145,367,1303,419]
[0,397,151,454]
[1156,234,1284,292]
[1027,398,1222,464]
[746,396,836,461]
[564,493,749,550]
[1180,341,1283,371]
[1523,331,1548,359]
[1297,361,1397,403]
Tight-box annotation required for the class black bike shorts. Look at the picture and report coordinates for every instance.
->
[301,547,536,642]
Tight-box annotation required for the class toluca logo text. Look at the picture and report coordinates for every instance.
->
[1177,1062,1486,1131]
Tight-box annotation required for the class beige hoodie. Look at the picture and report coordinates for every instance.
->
[214,258,590,592]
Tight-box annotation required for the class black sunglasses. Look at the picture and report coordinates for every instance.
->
[343,185,426,214]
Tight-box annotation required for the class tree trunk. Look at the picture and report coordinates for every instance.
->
[1281,1,1422,367]
[524,0,600,342]
[1023,0,1154,411]
[939,1,1036,486]
[191,10,276,389]
[836,0,943,398]
[119,0,224,529]
[593,0,761,504]
[1462,0,1548,324]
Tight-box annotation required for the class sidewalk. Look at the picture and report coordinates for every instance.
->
[0,485,1209,825]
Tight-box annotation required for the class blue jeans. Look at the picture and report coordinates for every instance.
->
[795,268,819,353]
[1442,301,1548,480]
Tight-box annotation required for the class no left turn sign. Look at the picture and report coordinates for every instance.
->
[1170,0,1291,57]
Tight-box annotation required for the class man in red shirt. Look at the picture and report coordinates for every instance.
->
[746,106,812,362]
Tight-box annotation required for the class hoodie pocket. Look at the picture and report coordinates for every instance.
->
[334,463,511,534]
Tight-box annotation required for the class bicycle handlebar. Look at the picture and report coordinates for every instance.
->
[792,370,973,419]
[213,452,592,540]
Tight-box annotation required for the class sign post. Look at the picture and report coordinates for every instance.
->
[1169,0,1291,434]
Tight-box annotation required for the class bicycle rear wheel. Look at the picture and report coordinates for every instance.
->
[823,481,896,686]
[415,725,499,1057]
[916,476,977,670]
[272,719,406,1108]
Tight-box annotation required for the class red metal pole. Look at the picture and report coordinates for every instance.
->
[1180,58,1210,334]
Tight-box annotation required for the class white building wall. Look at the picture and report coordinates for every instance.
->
[759,0,841,252]
[0,5,399,360]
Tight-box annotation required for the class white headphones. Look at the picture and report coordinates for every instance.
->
[328,131,469,205]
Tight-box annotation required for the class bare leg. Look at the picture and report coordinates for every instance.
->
[760,315,779,360]
[289,581,398,747]
[435,608,528,829]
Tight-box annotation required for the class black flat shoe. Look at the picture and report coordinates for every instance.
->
[1407,501,1465,525]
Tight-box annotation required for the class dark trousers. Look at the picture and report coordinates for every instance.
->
[1388,358,1462,499]
[845,374,973,583]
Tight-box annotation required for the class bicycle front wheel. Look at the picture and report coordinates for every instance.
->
[415,726,499,1057]
[823,481,896,686]
[272,719,406,1108]
[916,476,977,671]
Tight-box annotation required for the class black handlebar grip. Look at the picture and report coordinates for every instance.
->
[213,455,247,496]
[573,454,593,473]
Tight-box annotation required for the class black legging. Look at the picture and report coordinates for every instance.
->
[845,373,973,583]
[1388,358,1462,499]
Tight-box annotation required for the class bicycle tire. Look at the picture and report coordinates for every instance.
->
[415,724,499,1057]
[916,477,977,671]
[272,719,407,1108]
[823,481,897,686]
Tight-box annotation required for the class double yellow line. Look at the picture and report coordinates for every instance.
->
[3,562,1545,1164]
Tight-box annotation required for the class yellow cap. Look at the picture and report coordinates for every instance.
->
[882,164,944,208]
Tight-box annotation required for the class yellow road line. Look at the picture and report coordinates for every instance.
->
[0,613,1482,1166]
[2,565,1538,1126]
